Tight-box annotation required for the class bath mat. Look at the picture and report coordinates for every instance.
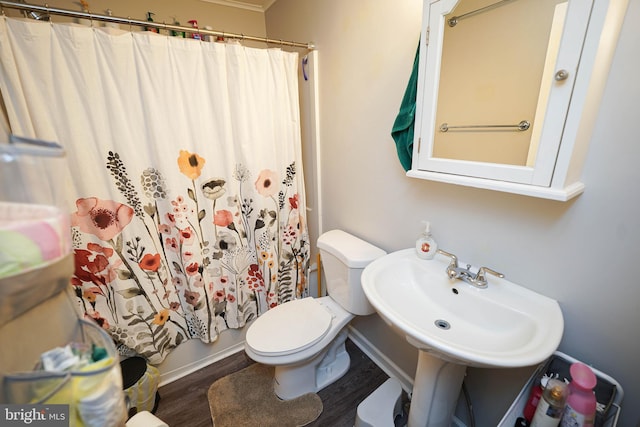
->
[207,363,323,427]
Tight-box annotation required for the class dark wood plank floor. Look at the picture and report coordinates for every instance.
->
[154,339,403,427]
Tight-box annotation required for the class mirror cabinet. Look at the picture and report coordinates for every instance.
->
[408,0,628,201]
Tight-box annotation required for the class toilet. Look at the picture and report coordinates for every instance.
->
[244,229,386,400]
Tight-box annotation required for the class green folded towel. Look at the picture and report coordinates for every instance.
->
[391,42,420,172]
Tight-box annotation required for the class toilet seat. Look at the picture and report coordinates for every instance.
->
[246,298,333,357]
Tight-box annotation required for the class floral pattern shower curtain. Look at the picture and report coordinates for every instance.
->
[0,17,309,363]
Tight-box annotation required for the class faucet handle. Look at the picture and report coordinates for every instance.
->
[436,249,460,279]
[436,249,458,267]
[475,266,505,282]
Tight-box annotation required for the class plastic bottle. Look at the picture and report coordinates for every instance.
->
[76,0,91,26]
[103,9,120,30]
[145,12,158,33]
[523,374,550,422]
[415,221,438,260]
[561,363,597,427]
[188,20,202,40]
[531,378,568,427]
[170,18,185,38]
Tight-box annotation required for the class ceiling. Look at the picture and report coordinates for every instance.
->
[200,0,277,12]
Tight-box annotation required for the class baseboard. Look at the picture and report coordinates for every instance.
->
[347,326,415,394]
[158,341,246,386]
[347,326,468,427]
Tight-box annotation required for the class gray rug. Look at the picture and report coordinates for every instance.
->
[208,363,323,427]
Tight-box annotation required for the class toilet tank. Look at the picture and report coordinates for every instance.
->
[317,230,386,315]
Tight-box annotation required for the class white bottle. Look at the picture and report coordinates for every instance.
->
[415,221,438,260]
[531,379,568,427]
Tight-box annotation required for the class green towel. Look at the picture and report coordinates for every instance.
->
[391,42,420,172]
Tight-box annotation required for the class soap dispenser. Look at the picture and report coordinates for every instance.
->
[415,221,438,260]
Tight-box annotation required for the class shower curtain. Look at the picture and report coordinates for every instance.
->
[0,17,310,364]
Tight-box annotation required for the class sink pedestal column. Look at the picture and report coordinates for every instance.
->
[408,351,467,427]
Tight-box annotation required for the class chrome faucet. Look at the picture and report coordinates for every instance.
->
[436,249,504,289]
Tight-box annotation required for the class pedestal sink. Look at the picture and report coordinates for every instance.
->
[361,249,563,427]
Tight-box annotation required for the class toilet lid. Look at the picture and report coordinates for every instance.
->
[246,298,333,357]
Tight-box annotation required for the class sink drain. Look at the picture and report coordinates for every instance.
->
[434,319,451,330]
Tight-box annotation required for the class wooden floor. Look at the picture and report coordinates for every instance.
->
[153,339,405,427]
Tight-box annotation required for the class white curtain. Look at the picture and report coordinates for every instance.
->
[0,17,310,364]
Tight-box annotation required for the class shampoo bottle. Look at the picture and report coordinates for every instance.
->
[561,363,597,427]
[531,379,568,427]
[188,20,202,40]
[145,12,158,33]
[523,374,550,422]
[103,9,120,30]
[415,221,438,260]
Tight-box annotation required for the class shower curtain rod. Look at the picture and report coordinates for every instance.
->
[0,0,315,50]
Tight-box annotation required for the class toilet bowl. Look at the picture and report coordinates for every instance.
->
[244,230,386,400]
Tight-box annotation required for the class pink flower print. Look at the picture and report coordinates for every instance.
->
[169,301,180,311]
[159,224,171,234]
[213,210,234,227]
[86,311,110,330]
[255,169,279,197]
[71,197,134,241]
[214,290,225,303]
[172,276,184,287]
[165,212,176,225]
[182,251,194,262]
[288,209,305,233]
[227,293,236,303]
[166,237,179,252]
[192,274,205,287]
[183,289,201,307]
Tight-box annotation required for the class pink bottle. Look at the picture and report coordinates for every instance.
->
[561,363,597,427]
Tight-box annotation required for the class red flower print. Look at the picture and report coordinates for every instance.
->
[185,262,200,276]
[213,210,234,227]
[86,311,110,330]
[289,194,299,209]
[246,263,265,291]
[71,197,134,241]
[180,227,195,245]
[86,243,114,258]
[227,293,236,303]
[139,253,161,272]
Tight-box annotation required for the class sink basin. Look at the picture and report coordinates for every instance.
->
[361,248,563,368]
[361,248,563,427]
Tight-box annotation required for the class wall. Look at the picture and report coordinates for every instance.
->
[266,1,640,426]
[6,0,266,42]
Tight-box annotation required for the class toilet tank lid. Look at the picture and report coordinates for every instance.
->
[317,230,386,268]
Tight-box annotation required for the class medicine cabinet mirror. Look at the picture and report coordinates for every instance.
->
[408,0,627,201]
